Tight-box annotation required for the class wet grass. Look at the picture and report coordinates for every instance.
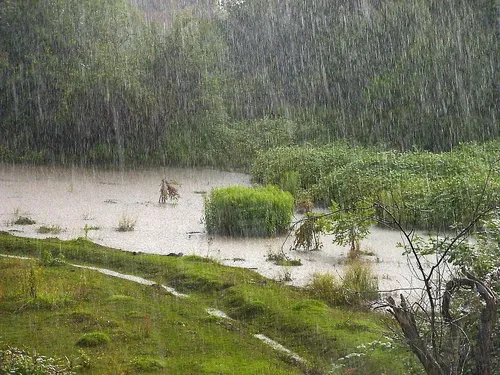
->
[0,232,423,374]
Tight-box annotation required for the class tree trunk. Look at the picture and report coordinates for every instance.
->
[387,295,447,375]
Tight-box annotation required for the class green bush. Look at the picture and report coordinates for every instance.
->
[278,170,301,197]
[40,249,67,267]
[204,185,294,237]
[76,332,110,347]
[252,144,355,190]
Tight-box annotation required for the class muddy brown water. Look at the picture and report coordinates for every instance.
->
[0,164,430,297]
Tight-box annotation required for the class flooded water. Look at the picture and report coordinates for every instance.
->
[0,164,429,296]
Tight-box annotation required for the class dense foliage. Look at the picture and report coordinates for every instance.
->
[204,185,294,237]
[252,140,500,230]
[0,0,497,167]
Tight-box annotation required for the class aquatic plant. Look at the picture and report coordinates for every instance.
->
[204,185,294,237]
[37,225,62,235]
[253,142,499,231]
[117,215,137,232]
[14,216,36,225]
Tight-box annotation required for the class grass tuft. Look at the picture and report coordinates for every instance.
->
[307,262,379,308]
[76,332,110,347]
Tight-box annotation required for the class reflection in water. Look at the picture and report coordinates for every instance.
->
[0,164,428,296]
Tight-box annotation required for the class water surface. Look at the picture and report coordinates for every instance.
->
[0,164,428,296]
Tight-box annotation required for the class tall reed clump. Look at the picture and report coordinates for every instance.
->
[204,185,294,237]
[253,141,500,231]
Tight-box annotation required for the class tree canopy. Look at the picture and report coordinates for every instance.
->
[0,0,497,166]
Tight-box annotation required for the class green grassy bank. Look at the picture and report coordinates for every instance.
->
[0,232,423,374]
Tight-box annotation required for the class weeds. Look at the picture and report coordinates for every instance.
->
[14,216,36,225]
[266,249,302,266]
[83,224,100,238]
[0,346,75,375]
[28,266,36,298]
[40,249,67,266]
[117,215,136,232]
[278,265,293,282]
[307,262,379,307]
[307,273,345,306]
[342,262,379,306]
[81,213,95,221]
[9,208,36,225]
[37,225,62,235]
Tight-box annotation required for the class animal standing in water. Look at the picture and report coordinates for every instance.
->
[159,178,180,203]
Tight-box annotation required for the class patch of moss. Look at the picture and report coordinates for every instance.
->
[76,332,110,347]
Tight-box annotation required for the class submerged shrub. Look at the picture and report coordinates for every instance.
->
[14,216,36,225]
[76,332,110,347]
[204,185,294,237]
[37,225,62,235]
[117,215,137,232]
